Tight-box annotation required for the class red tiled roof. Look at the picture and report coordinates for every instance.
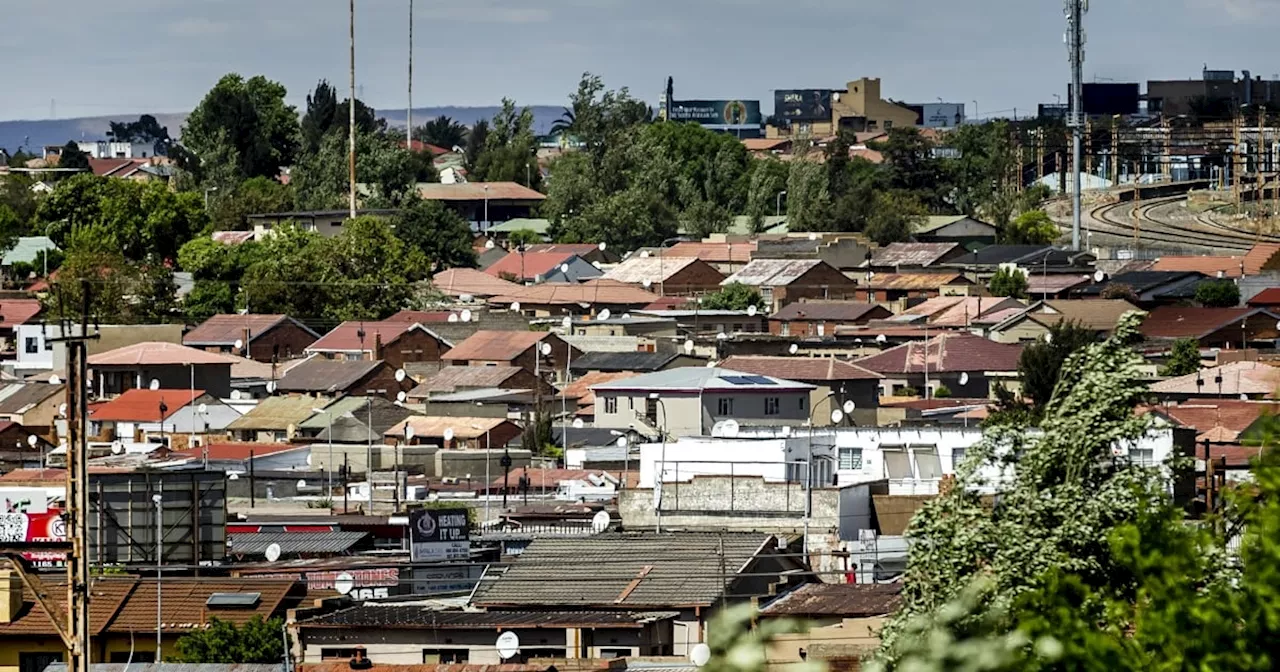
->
[0,299,42,328]
[88,157,148,178]
[666,241,757,264]
[855,334,1024,373]
[183,314,301,346]
[1248,287,1280,307]
[171,442,304,461]
[402,139,452,155]
[417,182,546,202]
[1242,243,1280,275]
[560,371,639,403]
[308,321,415,352]
[719,356,882,381]
[1151,255,1245,278]
[107,577,294,632]
[443,331,548,362]
[432,268,524,298]
[211,231,255,245]
[742,138,792,152]
[1140,306,1273,340]
[484,251,578,282]
[384,309,457,323]
[1153,399,1279,441]
[88,342,240,366]
[90,388,204,422]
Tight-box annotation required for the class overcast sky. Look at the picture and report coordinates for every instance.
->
[4,0,1279,121]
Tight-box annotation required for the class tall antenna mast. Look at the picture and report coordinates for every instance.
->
[348,0,358,220]
[407,0,414,151]
[1067,0,1087,250]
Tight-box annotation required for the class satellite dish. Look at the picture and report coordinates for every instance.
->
[705,361,716,368]
[562,316,572,330]
[26,435,37,447]
[640,251,650,259]
[443,427,455,442]
[228,473,239,480]
[447,313,459,323]
[485,239,495,249]
[642,279,653,289]
[1093,270,1107,283]
[266,381,277,394]
[592,261,602,269]
[461,309,473,323]
[198,403,208,414]
[459,294,474,303]
[716,333,728,341]
[1241,393,1250,401]
[233,339,244,351]
[334,572,355,596]
[591,510,611,533]
[395,369,407,382]
[573,417,584,429]
[616,436,628,448]
[830,409,845,424]
[959,372,970,386]
[867,271,876,279]
[1044,333,1054,344]
[789,343,799,355]
[876,334,887,344]
[780,426,792,437]
[230,390,242,401]
[539,342,553,356]
[808,232,817,241]
[58,402,67,417]
[149,379,161,391]
[622,313,631,319]
[747,305,758,317]
[842,400,856,414]
[559,263,570,274]
[722,419,740,438]
[264,543,282,563]
[496,632,521,660]
[111,443,124,455]
[598,308,612,321]
[49,375,61,385]
[396,390,408,403]
[511,302,521,312]
[690,643,711,667]
[598,241,608,251]
[684,340,695,354]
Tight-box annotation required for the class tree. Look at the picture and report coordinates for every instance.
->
[988,266,1029,298]
[875,128,948,211]
[744,158,789,233]
[416,115,468,149]
[0,206,22,259]
[393,198,477,270]
[57,141,90,173]
[1161,337,1202,377]
[507,228,543,248]
[784,160,830,232]
[178,236,263,321]
[470,99,541,188]
[319,216,429,321]
[1003,210,1060,245]
[559,72,651,162]
[173,616,284,664]
[700,282,765,311]
[43,251,178,323]
[292,128,434,210]
[864,191,926,244]
[37,175,207,262]
[1194,279,1241,307]
[239,225,331,319]
[182,73,300,182]
[107,114,171,154]
[464,120,489,173]
[1016,319,1098,411]
[207,176,295,232]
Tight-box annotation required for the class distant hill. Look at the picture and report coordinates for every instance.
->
[0,105,566,153]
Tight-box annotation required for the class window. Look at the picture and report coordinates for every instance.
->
[24,337,38,354]
[883,447,913,479]
[604,396,618,414]
[423,650,469,664]
[764,397,780,415]
[799,396,807,411]
[321,649,361,661]
[717,398,734,415]
[780,323,790,337]
[21,653,63,672]
[838,447,862,470]
[884,120,894,129]
[913,447,943,480]
[952,447,966,469]
[817,323,826,337]
[645,397,658,423]
[1130,448,1155,467]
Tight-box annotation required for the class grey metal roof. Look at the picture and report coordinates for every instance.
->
[299,606,678,629]
[274,359,383,394]
[570,351,680,373]
[722,259,823,286]
[590,367,815,393]
[869,242,959,268]
[470,532,775,608]
[228,530,369,557]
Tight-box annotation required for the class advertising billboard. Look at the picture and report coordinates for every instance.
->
[0,509,68,568]
[907,103,966,128]
[1081,83,1140,115]
[668,100,762,128]
[774,89,834,122]
[408,508,470,562]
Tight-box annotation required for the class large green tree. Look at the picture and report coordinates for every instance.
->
[416,115,468,149]
[57,141,90,173]
[37,174,207,262]
[173,616,285,664]
[864,191,926,244]
[392,198,477,271]
[292,127,434,210]
[182,74,300,182]
[1015,319,1099,413]
[470,99,541,189]
[784,160,830,232]
[700,283,765,311]
[177,236,263,322]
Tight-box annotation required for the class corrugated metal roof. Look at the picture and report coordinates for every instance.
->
[860,272,969,290]
[300,606,676,629]
[760,582,901,617]
[603,256,706,284]
[226,396,331,431]
[411,365,525,395]
[183,314,304,346]
[719,356,882,381]
[855,334,1024,374]
[869,242,959,268]
[88,342,240,366]
[722,259,823,286]
[442,331,549,362]
[433,268,524,298]
[590,367,814,392]
[771,301,889,323]
[229,530,369,556]
[274,359,384,393]
[417,182,546,201]
[571,351,679,373]
[1150,361,1280,397]
[0,382,63,414]
[48,664,284,672]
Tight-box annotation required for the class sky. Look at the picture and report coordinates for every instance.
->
[4,0,1280,122]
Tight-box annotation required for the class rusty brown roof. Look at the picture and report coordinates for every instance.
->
[184,314,317,346]
[869,243,959,268]
[861,272,969,290]
[759,582,902,618]
[442,330,548,362]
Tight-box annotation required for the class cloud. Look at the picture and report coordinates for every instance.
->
[167,17,232,37]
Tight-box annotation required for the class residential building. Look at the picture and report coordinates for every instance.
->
[75,140,154,159]
[305,321,452,369]
[88,388,240,447]
[296,395,414,442]
[1072,270,1209,305]
[442,331,579,378]
[631,309,767,336]
[602,256,726,296]
[226,395,332,442]
[431,267,523,299]
[485,281,660,316]
[274,359,413,400]
[170,441,312,472]
[754,236,872,271]
[867,243,960,271]
[569,352,699,376]
[664,241,758,274]
[183,314,319,362]
[854,334,1024,398]
[0,300,42,355]
[416,182,546,228]
[718,356,882,423]
[913,215,998,246]
[760,583,903,664]
[769,301,893,338]
[385,415,523,450]
[87,342,237,398]
[986,299,1142,343]
[591,367,815,438]
[1147,69,1280,117]
[245,209,397,239]
[484,251,603,284]
[1139,306,1280,349]
[408,365,553,401]
[564,315,678,340]
[0,383,63,431]
[1150,361,1280,400]
[768,77,918,137]
[1026,273,1093,299]
[936,244,1092,273]
[1247,287,1280,308]
[521,243,621,265]
[722,259,859,312]
[854,272,975,305]
[885,296,1025,328]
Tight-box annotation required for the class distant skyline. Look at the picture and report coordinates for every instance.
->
[5,0,1279,122]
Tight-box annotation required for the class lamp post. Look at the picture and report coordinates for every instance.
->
[152,491,163,659]
[776,190,787,217]
[365,389,387,507]
[313,407,336,494]
[203,186,219,209]
[483,184,490,232]
[649,393,668,533]
[158,399,168,447]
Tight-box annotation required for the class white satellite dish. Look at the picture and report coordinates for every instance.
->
[297,479,307,489]
[485,239,495,249]
[573,417,584,429]
[397,390,408,403]
[496,632,521,660]
[598,241,608,251]
[562,316,572,329]
[228,473,239,480]
[592,261,602,269]
[539,342,553,356]
[233,338,244,351]
[460,294,474,303]
[334,572,355,596]
[705,361,716,368]
[591,510,610,533]
[747,305,758,317]
[789,343,799,355]
[640,251,650,259]
[716,333,728,341]
[443,427,455,442]
[1044,333,1054,344]
[684,340,695,354]
[58,402,67,417]
[598,308,612,321]
[780,426,792,437]
[510,302,521,312]
[461,309,473,323]
[111,443,124,455]
[1241,393,1250,401]
[615,436,628,448]
[1093,270,1107,283]
[622,313,631,319]
[642,279,653,290]
[26,435,37,447]
[690,643,712,667]
[230,390,242,401]
[264,543,282,563]
[842,400,856,414]
[49,375,61,385]
[959,372,970,386]
[447,313,459,323]
[559,263,570,274]
[808,232,817,241]
[149,379,161,391]
[395,368,407,382]
[266,381,277,394]
[722,419,740,438]
[830,409,845,424]
[876,334,887,344]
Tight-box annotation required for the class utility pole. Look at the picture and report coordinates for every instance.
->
[348,0,357,220]
[407,0,413,151]
[1258,105,1266,239]
[1066,0,1087,251]
[1234,111,1243,208]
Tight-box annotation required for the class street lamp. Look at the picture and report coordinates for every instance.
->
[152,492,163,659]
[776,190,787,217]
[158,399,168,447]
[649,393,668,533]
[203,186,219,209]
[312,407,337,494]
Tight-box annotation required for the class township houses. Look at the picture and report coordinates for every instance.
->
[854,333,1024,398]
[852,272,974,304]
[484,250,603,284]
[183,313,319,362]
[87,342,237,398]
[443,331,579,376]
[769,301,893,337]
[602,256,726,295]
[1139,306,1280,349]
[986,299,1141,343]
[719,355,882,423]
[305,321,452,369]
[273,359,415,400]
[722,259,859,312]
[665,241,757,274]
[432,267,523,298]
[486,281,660,315]
[88,388,240,446]
[385,415,523,450]
[1150,361,1280,401]
[0,300,42,355]
[408,365,554,401]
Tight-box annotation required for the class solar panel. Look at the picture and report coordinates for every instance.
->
[745,375,776,385]
[720,376,754,385]
[207,592,262,608]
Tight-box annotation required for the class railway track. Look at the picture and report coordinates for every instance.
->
[1087,196,1255,251]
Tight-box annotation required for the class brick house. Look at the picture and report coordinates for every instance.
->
[305,321,453,369]
[722,259,860,312]
[602,256,726,296]
[769,301,893,338]
[183,314,320,362]
[441,331,580,380]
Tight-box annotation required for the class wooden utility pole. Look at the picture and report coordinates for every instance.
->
[1258,106,1266,239]
[348,0,357,220]
[407,0,413,150]
[1036,128,1045,183]
[1234,111,1243,208]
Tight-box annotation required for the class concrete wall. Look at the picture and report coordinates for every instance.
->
[634,436,835,488]
[765,616,889,664]
[300,624,668,665]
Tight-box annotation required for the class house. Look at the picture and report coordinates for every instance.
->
[384,415,523,450]
[297,395,415,442]
[1139,306,1280,349]
[408,365,554,401]
[760,583,903,665]
[183,314,319,362]
[442,331,579,378]
[664,241,758,274]
[592,367,815,438]
[87,342,237,398]
[225,395,332,442]
[273,359,414,400]
[431,267,523,299]
[602,256,726,295]
[559,371,640,420]
[305,321,452,369]
[719,356,883,423]
[769,301,892,338]
[170,441,312,472]
[88,388,240,447]
[1,237,58,270]
[986,299,1142,344]
[484,251,603,284]
[416,182,546,228]
[1247,287,1280,308]
[246,209,397,239]
[936,244,1091,272]
[1072,270,1208,305]
[1150,243,1280,278]
[723,259,859,312]
[468,533,808,657]
[564,315,678,340]
[885,296,1025,328]
[521,243,621,265]
[484,217,550,241]
[853,272,974,303]
[486,281,660,316]
[1150,361,1280,400]
[0,300,42,354]
[854,334,1024,398]
[1150,399,1280,473]
[0,575,302,668]
[868,242,960,271]
[1026,273,1092,299]
[631,308,767,336]
[569,351,699,376]
[913,215,998,246]
[0,383,63,430]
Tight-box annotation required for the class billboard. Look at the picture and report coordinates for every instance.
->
[668,100,762,128]
[408,508,470,562]
[1082,83,1140,115]
[0,509,68,568]
[906,103,966,128]
[774,89,834,122]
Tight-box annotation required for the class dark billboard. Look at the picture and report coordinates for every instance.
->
[774,89,834,122]
[1082,83,1140,115]
[668,100,762,127]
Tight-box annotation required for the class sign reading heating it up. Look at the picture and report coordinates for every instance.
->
[408,508,470,562]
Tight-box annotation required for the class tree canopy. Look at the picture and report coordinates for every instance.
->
[1195,279,1241,307]
[37,174,207,262]
[182,73,300,183]
[988,266,1028,298]
[700,283,765,311]
[173,616,285,664]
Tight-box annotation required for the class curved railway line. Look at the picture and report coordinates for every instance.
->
[1086,196,1259,252]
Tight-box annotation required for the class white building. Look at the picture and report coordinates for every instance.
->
[635,436,836,490]
[76,140,153,159]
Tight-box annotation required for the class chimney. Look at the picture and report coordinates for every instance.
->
[0,570,23,623]
[372,333,383,361]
